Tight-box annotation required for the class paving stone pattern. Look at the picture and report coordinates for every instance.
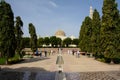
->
[0,71,120,80]
[35,71,55,80]
[66,72,80,80]
[65,71,120,80]
[79,72,117,80]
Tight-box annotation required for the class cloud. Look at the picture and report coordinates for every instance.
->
[49,1,58,8]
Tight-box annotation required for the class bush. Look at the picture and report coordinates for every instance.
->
[98,54,104,59]
[97,58,105,62]
[113,58,120,64]
[8,54,22,64]
[104,57,111,63]
[0,58,6,65]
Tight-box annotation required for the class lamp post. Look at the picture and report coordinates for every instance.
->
[56,48,64,73]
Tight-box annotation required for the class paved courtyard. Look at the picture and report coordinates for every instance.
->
[0,53,120,80]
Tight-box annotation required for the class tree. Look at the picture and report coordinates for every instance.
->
[101,0,119,60]
[50,36,57,47]
[0,1,16,64]
[72,38,79,47]
[91,9,101,56]
[117,14,120,54]
[79,16,92,52]
[43,37,50,46]
[56,37,62,47]
[14,16,23,58]
[79,20,86,51]
[28,23,37,53]
[38,37,44,47]
[63,37,72,47]
[22,37,30,48]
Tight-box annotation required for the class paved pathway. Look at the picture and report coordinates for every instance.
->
[62,54,120,72]
[1,55,57,72]
[1,53,120,72]
[0,53,120,80]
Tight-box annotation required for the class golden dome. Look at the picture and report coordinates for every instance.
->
[55,30,66,37]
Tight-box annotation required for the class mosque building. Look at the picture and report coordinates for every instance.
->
[54,29,76,40]
[55,30,66,40]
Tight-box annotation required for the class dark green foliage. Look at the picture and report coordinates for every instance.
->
[0,1,16,64]
[91,9,101,56]
[22,37,30,48]
[72,38,79,47]
[63,37,72,47]
[43,37,50,46]
[50,36,57,47]
[14,16,23,58]
[0,58,6,64]
[79,16,92,52]
[56,37,62,47]
[79,0,120,64]
[101,0,119,60]
[50,36,62,47]
[79,21,86,51]
[38,37,44,47]
[28,23,37,52]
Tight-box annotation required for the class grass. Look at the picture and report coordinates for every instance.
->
[0,58,6,65]
[0,54,23,65]
[8,54,20,62]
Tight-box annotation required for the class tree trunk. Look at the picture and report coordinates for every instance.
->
[5,58,8,65]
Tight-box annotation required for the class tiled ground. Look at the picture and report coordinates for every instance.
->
[0,52,120,80]
[0,71,120,80]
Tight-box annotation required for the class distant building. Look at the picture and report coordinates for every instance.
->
[55,29,67,40]
[55,29,77,47]
[55,29,76,40]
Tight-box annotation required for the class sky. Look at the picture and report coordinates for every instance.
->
[5,0,120,38]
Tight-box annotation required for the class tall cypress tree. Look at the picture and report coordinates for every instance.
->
[91,9,101,55]
[0,1,16,64]
[28,23,37,53]
[79,19,86,51]
[116,14,120,58]
[101,0,119,60]
[14,16,23,58]
[79,16,92,52]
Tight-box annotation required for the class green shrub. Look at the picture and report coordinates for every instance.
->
[98,54,104,59]
[8,54,21,64]
[104,57,111,63]
[8,54,20,61]
[113,58,120,64]
[0,58,6,65]
[97,58,105,62]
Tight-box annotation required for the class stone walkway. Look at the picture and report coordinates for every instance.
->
[0,53,120,80]
[62,54,120,72]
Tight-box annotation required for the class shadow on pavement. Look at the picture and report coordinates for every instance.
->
[21,57,50,64]
[0,67,56,80]
[2,67,48,72]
